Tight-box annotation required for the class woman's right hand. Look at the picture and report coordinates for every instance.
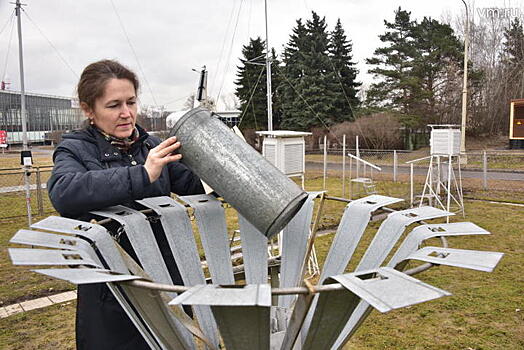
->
[144,136,182,183]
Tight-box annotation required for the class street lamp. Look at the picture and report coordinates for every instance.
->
[460,0,469,160]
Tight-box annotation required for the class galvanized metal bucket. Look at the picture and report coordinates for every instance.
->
[169,107,307,238]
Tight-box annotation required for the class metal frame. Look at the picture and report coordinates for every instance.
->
[7,194,504,350]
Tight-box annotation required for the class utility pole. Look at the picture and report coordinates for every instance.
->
[264,0,273,131]
[15,0,32,225]
[460,0,469,162]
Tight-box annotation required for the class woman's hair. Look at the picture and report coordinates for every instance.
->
[77,59,139,108]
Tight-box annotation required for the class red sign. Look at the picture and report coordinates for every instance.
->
[0,130,6,145]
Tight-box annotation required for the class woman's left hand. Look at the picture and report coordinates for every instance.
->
[144,136,182,183]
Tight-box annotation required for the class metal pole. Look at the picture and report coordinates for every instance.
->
[483,151,487,190]
[264,0,273,131]
[323,135,327,190]
[342,134,346,197]
[446,155,452,223]
[460,0,469,160]
[393,150,397,182]
[410,163,414,207]
[349,156,352,200]
[16,0,32,225]
[36,167,44,216]
[355,135,360,178]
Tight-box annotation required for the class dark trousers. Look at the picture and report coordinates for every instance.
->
[76,283,150,350]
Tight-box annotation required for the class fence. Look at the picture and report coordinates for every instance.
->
[306,145,524,199]
[0,166,54,219]
[1,149,523,220]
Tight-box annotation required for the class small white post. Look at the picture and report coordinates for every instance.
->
[410,163,414,207]
[355,135,360,179]
[323,135,327,190]
[349,156,352,199]
[342,134,346,197]
[446,154,452,223]
[483,151,488,190]
[393,150,398,182]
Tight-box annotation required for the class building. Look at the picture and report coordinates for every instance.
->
[0,89,83,144]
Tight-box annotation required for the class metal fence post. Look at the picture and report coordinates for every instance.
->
[393,150,398,182]
[410,163,414,207]
[483,151,488,190]
[35,167,44,216]
[323,135,327,190]
[342,134,346,197]
[349,156,352,199]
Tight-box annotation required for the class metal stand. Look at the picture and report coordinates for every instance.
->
[419,154,465,219]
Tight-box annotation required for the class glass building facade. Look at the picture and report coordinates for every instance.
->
[0,90,83,144]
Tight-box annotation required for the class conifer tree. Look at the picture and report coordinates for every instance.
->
[280,12,338,130]
[366,7,417,117]
[503,18,524,66]
[329,18,361,121]
[234,37,268,130]
[410,17,463,123]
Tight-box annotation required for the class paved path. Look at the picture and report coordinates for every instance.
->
[0,290,76,319]
[306,162,524,181]
[0,183,47,194]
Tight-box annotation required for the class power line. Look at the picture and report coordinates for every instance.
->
[216,0,244,104]
[276,68,344,145]
[1,12,15,82]
[238,65,265,128]
[210,1,238,96]
[109,0,158,106]
[0,9,15,38]
[22,8,78,79]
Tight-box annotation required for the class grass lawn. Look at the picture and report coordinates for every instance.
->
[0,157,522,348]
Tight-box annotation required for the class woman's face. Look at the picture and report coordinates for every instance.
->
[83,78,137,139]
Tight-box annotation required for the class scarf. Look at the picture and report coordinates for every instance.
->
[96,127,139,152]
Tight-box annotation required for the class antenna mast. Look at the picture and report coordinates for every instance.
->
[264,0,273,131]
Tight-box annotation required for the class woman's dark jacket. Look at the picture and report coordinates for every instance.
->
[47,125,204,349]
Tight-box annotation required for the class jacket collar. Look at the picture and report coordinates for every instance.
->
[63,125,150,162]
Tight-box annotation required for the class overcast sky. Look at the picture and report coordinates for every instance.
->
[0,0,520,111]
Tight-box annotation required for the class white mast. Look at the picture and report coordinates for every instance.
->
[264,0,273,131]
[15,0,32,225]
[16,0,28,151]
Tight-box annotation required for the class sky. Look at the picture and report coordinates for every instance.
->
[0,0,521,111]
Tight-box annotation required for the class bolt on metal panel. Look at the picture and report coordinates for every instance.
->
[25,217,163,348]
[238,214,269,284]
[388,222,490,269]
[9,248,101,267]
[178,194,235,285]
[91,206,176,287]
[320,195,404,283]
[137,196,220,350]
[279,192,321,308]
[90,205,197,349]
[407,247,504,272]
[32,268,141,284]
[302,268,450,350]
[31,216,129,273]
[171,284,272,350]
[356,206,452,271]
[10,229,93,253]
[331,267,451,313]
[300,195,403,346]
[331,206,452,349]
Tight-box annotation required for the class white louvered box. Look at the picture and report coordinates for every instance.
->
[430,128,461,156]
[257,131,312,176]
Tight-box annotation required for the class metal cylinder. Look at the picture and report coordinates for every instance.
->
[169,107,307,238]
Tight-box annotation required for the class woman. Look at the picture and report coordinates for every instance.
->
[48,59,204,349]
